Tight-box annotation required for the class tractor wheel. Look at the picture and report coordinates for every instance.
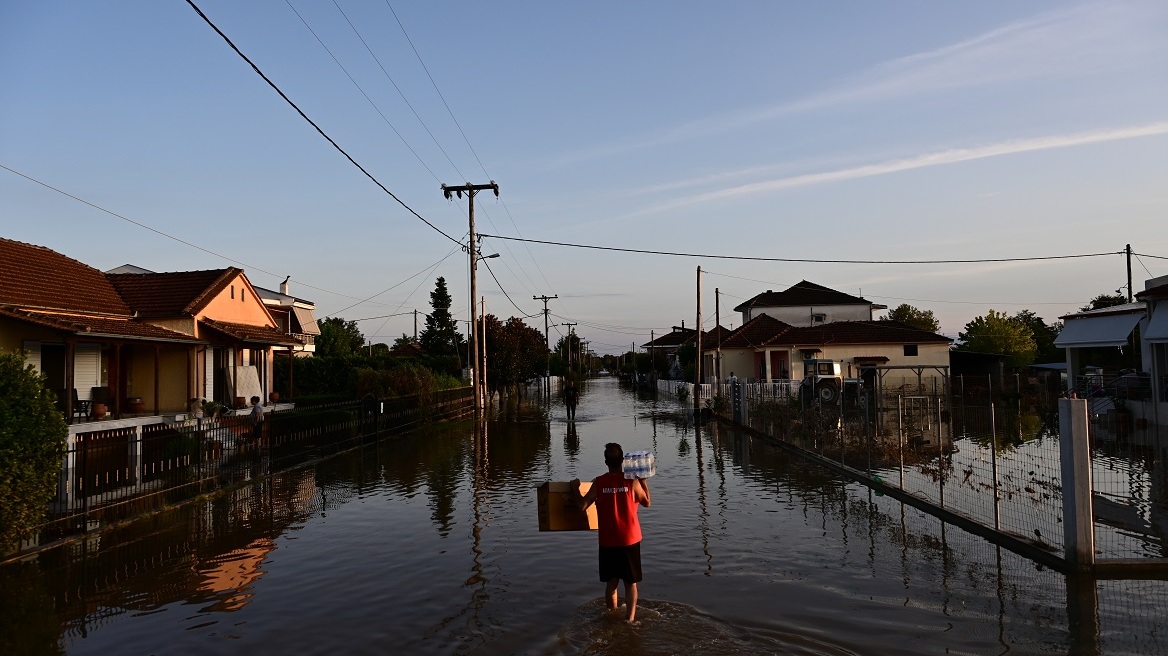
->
[817,381,840,404]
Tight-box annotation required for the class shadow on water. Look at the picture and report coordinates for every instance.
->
[550,598,858,656]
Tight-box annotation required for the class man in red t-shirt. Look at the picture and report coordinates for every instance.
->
[573,442,651,623]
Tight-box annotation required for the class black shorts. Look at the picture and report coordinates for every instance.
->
[598,542,642,584]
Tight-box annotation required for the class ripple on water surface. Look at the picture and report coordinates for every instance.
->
[548,598,857,656]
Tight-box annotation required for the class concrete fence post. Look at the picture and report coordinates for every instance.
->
[1059,398,1095,570]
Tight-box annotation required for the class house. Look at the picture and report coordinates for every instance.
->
[106,267,302,409]
[1137,274,1168,414]
[254,277,321,356]
[712,280,947,388]
[641,324,733,380]
[1054,301,1146,393]
[0,238,202,422]
[709,313,951,389]
[733,280,886,327]
[0,237,299,423]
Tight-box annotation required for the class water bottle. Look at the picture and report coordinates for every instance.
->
[623,450,655,479]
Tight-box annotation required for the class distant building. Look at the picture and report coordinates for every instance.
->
[733,280,886,327]
[254,277,320,356]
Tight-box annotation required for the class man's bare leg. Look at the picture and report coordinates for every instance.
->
[604,579,620,610]
[625,581,638,623]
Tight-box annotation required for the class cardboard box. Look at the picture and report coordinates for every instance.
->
[537,481,597,531]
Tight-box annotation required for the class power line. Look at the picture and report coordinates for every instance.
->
[327,243,463,317]
[478,233,1123,265]
[0,162,440,308]
[480,256,536,318]
[183,0,464,247]
[284,0,441,182]
[703,270,1091,306]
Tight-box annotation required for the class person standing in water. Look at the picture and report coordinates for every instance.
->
[573,442,651,623]
[564,380,579,420]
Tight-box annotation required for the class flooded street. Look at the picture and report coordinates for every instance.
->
[3,377,1160,654]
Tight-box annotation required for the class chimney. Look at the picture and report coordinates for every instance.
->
[280,276,290,295]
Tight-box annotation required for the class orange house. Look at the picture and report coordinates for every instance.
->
[0,237,299,422]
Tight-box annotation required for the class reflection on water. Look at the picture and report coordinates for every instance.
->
[2,378,1167,654]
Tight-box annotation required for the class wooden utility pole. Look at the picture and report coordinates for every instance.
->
[715,287,722,383]
[441,181,499,415]
[561,322,577,374]
[480,296,488,409]
[695,266,702,414]
[413,309,418,341]
[1126,243,1133,302]
[534,294,557,396]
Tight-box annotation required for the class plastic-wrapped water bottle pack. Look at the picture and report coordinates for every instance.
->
[622,450,656,479]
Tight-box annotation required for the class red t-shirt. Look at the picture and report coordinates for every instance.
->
[595,471,642,547]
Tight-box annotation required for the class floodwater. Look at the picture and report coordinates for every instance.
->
[3,377,1164,654]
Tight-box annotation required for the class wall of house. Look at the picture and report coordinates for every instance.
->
[124,345,191,412]
[197,275,276,328]
[0,318,60,352]
[743,304,872,327]
[718,350,757,381]
[812,343,951,389]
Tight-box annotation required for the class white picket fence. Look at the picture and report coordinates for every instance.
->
[656,379,801,406]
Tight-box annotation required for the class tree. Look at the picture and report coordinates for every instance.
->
[316,316,365,357]
[391,333,418,351]
[884,303,940,333]
[955,309,1037,370]
[0,352,68,552]
[1012,310,1062,363]
[1081,293,1128,312]
[554,332,584,375]
[419,277,463,360]
[484,315,548,392]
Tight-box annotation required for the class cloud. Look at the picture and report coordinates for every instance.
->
[640,121,1168,214]
[553,1,1168,166]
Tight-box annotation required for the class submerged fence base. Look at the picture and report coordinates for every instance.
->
[712,390,1168,577]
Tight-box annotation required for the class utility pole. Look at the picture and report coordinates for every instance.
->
[413,309,418,341]
[695,266,702,415]
[1126,243,1133,302]
[480,296,488,410]
[561,322,577,375]
[534,294,557,396]
[441,181,499,416]
[715,287,722,383]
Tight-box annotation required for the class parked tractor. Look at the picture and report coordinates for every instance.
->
[800,359,863,405]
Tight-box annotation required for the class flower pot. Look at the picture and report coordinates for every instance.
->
[235,396,246,409]
[128,397,145,414]
[268,391,280,404]
[91,403,107,420]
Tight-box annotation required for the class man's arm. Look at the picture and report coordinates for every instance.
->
[571,477,599,511]
[635,478,651,508]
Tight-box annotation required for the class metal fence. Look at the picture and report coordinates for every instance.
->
[16,388,475,559]
[701,383,1168,572]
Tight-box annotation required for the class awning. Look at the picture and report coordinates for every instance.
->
[1054,312,1144,348]
[854,356,890,364]
[1145,303,1168,343]
[291,306,321,335]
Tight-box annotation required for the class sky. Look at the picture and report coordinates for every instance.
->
[3,1,1168,354]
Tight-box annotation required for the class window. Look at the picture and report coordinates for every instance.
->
[812,313,826,324]
[904,344,918,357]
[230,285,235,299]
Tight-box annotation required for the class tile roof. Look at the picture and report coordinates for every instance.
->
[733,280,872,313]
[642,327,696,348]
[107,268,239,317]
[201,318,303,346]
[0,237,131,315]
[720,314,793,348]
[0,306,202,343]
[772,320,952,346]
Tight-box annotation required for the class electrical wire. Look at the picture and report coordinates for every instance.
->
[327,243,463,317]
[183,0,464,247]
[480,256,537,318]
[478,233,1123,265]
[284,0,441,182]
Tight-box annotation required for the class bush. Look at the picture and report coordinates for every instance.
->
[0,352,68,553]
